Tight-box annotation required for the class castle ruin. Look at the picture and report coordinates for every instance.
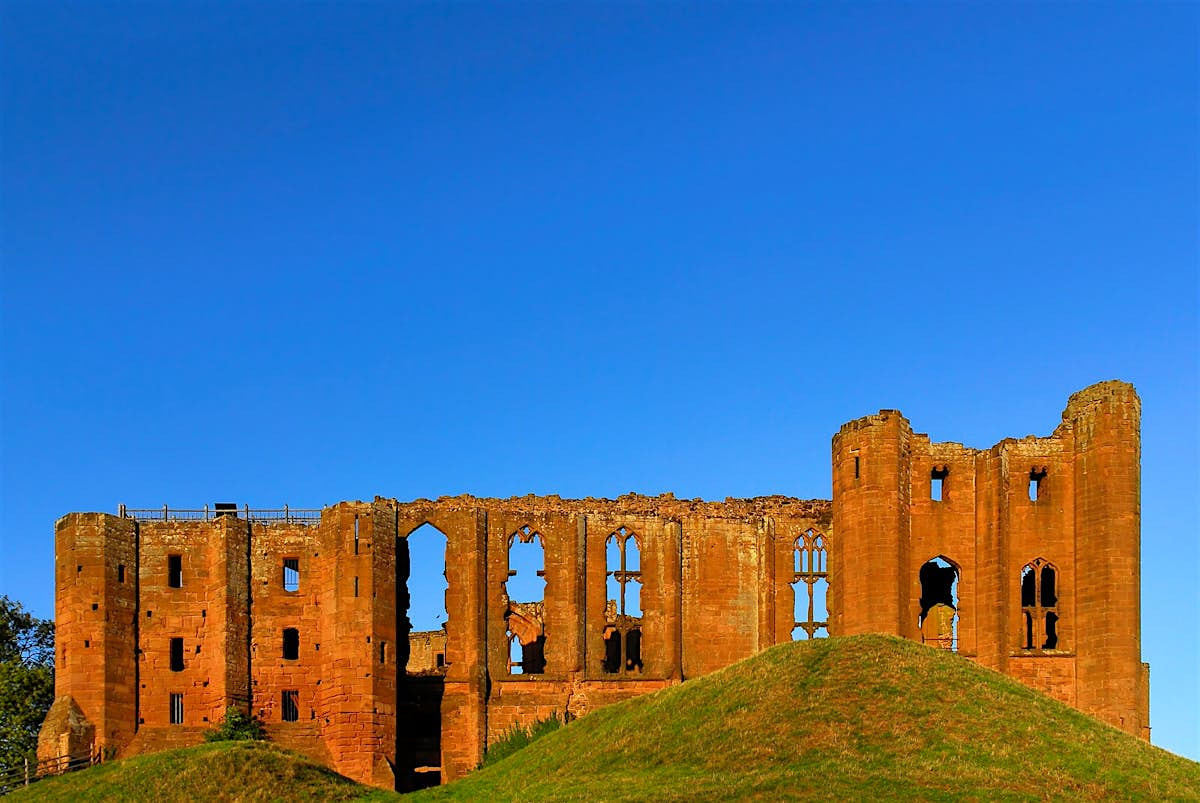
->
[38,380,1149,790]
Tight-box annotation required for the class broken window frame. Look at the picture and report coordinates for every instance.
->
[603,527,645,674]
[917,556,959,652]
[504,525,547,676]
[1020,558,1061,652]
[792,528,829,640]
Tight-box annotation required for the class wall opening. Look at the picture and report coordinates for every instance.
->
[1020,558,1060,650]
[918,556,959,651]
[169,637,184,672]
[1029,467,1047,502]
[118,564,125,583]
[603,527,644,673]
[282,628,299,660]
[792,529,829,640]
[167,555,182,588]
[853,453,860,480]
[397,521,449,793]
[169,693,184,725]
[504,525,547,676]
[930,466,949,502]
[282,690,299,722]
[283,558,300,592]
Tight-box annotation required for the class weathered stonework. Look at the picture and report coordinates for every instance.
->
[38,381,1149,790]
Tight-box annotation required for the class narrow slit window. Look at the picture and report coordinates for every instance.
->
[1029,468,1047,502]
[930,466,949,502]
[854,455,860,479]
[169,693,184,725]
[167,555,183,588]
[379,641,387,665]
[282,628,299,660]
[118,564,126,583]
[282,690,299,722]
[283,558,300,592]
[353,576,359,597]
[354,515,360,554]
[169,637,184,672]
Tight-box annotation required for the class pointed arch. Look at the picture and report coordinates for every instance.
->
[792,528,829,640]
[1020,558,1061,651]
[602,526,645,674]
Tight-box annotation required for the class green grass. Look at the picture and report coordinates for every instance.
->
[12,636,1200,801]
[418,635,1200,801]
[9,740,388,802]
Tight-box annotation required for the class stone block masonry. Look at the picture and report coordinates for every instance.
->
[38,381,1149,790]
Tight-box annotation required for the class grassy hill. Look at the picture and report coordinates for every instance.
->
[8,740,386,802]
[11,636,1200,801]
[419,635,1200,801]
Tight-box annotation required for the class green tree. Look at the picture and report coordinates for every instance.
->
[0,596,55,777]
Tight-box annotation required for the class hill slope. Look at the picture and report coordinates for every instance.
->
[11,637,1200,801]
[419,635,1200,801]
[9,741,385,802]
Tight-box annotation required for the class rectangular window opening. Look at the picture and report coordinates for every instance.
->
[167,555,183,588]
[169,693,184,725]
[169,637,184,672]
[854,455,860,480]
[379,641,387,665]
[282,690,299,722]
[117,564,126,583]
[282,628,299,660]
[930,466,949,502]
[283,558,300,592]
[353,515,360,554]
[1029,468,1047,502]
[353,576,359,597]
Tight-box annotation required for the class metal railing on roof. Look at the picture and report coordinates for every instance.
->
[117,504,323,524]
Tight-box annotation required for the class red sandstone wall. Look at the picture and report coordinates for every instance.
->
[41,381,1147,791]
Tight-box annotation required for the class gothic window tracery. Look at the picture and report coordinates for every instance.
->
[792,528,829,640]
[1021,558,1060,651]
[603,527,643,673]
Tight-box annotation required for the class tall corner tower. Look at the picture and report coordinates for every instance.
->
[830,409,913,636]
[1066,380,1146,736]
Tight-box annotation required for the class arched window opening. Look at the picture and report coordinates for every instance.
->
[918,557,958,651]
[1021,559,1061,651]
[603,527,644,674]
[403,523,449,676]
[792,529,829,640]
[505,526,548,676]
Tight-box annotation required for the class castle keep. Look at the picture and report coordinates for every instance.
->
[38,381,1149,790]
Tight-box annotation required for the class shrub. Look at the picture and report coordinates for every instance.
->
[203,707,266,742]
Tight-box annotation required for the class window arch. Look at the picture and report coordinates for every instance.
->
[792,528,829,640]
[505,525,547,675]
[603,527,644,674]
[1020,558,1060,651]
[918,556,959,651]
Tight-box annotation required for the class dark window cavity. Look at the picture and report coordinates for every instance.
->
[791,528,829,640]
[283,558,300,592]
[282,690,299,722]
[118,564,126,583]
[1021,558,1061,650]
[170,637,185,672]
[854,454,861,480]
[282,628,300,660]
[168,555,183,588]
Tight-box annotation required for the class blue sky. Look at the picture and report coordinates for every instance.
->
[2,2,1196,760]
